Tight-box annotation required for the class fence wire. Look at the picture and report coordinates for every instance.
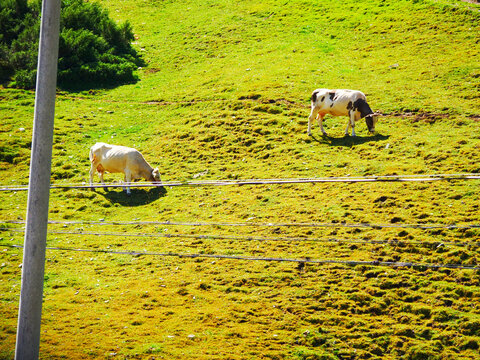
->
[1,173,479,192]
[1,173,478,270]
[1,227,479,248]
[2,219,479,230]
[0,243,478,270]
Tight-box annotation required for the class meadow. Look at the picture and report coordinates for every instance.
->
[1,0,480,358]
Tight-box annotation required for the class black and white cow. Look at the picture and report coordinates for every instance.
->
[308,89,379,137]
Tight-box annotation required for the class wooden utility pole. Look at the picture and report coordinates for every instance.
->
[15,1,61,359]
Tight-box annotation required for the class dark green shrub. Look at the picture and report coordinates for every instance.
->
[0,0,39,83]
[0,0,142,89]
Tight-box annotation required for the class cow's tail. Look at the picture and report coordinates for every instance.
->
[311,90,319,104]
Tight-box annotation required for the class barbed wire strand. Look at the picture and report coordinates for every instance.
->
[1,173,479,192]
[0,243,478,270]
[1,227,479,248]
[2,219,479,231]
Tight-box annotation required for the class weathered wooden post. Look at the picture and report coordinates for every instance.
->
[15,0,61,359]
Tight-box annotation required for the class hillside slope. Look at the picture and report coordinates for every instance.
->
[1,0,479,359]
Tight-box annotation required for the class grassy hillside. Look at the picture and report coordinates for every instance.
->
[1,0,480,359]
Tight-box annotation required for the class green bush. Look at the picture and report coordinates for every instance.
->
[0,0,142,89]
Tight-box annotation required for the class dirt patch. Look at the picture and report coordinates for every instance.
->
[411,112,449,124]
[143,68,161,74]
[384,111,450,123]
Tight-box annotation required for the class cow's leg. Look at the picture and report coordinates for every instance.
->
[124,170,132,195]
[98,170,105,187]
[344,118,350,136]
[307,107,318,136]
[346,112,356,137]
[89,160,101,190]
[89,163,96,187]
[317,115,327,136]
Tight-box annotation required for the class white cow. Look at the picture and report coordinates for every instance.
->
[89,142,161,195]
[308,89,379,137]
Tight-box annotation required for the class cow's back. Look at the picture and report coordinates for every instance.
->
[312,89,366,115]
[124,149,148,174]
[334,89,366,104]
[332,90,366,115]
[91,143,132,174]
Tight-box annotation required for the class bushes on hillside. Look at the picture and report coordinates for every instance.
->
[0,0,143,89]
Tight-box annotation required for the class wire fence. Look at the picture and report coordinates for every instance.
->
[1,223,479,270]
[1,243,479,270]
[2,219,480,230]
[1,226,479,247]
[1,173,479,192]
[1,173,479,271]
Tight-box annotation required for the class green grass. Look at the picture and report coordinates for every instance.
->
[1,0,480,359]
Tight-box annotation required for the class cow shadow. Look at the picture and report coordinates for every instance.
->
[310,133,390,147]
[96,185,167,206]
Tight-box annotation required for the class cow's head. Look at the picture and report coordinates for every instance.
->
[151,168,161,182]
[365,112,380,133]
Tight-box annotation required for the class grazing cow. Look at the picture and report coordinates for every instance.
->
[89,142,161,195]
[308,89,379,137]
